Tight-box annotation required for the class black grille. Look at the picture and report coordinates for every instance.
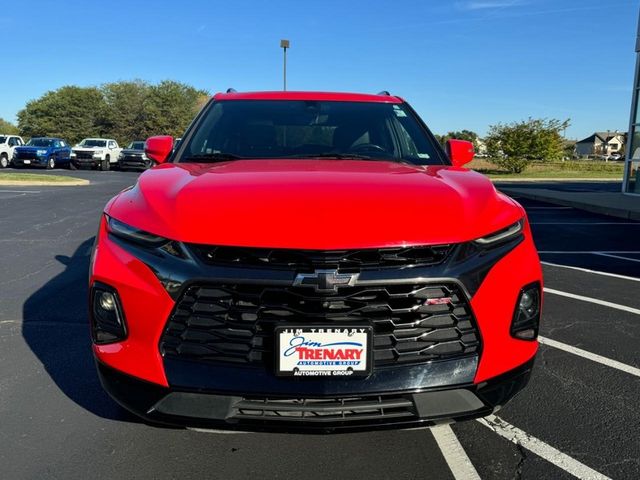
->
[75,151,94,160]
[123,153,143,161]
[233,395,416,423]
[160,282,480,368]
[16,150,39,160]
[188,245,453,270]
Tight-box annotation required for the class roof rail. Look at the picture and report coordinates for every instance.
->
[226,88,237,93]
[377,90,391,96]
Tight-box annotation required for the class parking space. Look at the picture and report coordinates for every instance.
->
[0,174,638,479]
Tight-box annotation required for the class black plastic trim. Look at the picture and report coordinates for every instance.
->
[96,356,535,433]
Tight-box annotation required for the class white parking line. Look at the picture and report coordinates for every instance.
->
[538,251,640,254]
[531,222,638,225]
[540,262,640,282]
[539,336,640,378]
[593,252,640,264]
[543,288,640,315]
[477,415,611,480]
[431,425,480,480]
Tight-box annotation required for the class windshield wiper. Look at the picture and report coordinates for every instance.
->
[182,152,245,163]
[288,153,416,166]
[287,153,372,159]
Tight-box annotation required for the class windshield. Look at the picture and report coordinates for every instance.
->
[80,139,107,147]
[26,138,54,147]
[178,100,445,165]
[127,141,145,150]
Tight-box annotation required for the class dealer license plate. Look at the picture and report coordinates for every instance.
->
[275,326,372,377]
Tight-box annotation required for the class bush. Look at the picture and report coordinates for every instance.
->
[485,118,570,173]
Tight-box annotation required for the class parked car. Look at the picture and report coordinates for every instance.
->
[90,90,542,432]
[71,138,121,170]
[609,153,622,161]
[0,134,25,168]
[12,137,72,169]
[117,141,153,171]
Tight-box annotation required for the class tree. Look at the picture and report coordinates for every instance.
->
[102,80,152,145]
[145,80,209,139]
[17,86,108,144]
[485,118,570,173]
[0,118,20,135]
[443,130,479,147]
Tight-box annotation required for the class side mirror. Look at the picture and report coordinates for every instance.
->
[145,136,174,164]
[446,139,475,167]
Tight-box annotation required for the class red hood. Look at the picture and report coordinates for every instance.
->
[106,160,523,249]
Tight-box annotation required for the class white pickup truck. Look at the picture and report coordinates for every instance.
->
[0,134,25,168]
[71,138,122,170]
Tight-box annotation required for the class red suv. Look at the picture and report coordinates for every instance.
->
[90,91,542,432]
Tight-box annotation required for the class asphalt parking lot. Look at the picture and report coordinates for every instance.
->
[1,170,638,479]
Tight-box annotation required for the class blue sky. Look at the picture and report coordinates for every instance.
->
[1,0,639,139]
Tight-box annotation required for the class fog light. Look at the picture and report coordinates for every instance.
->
[91,283,127,344]
[511,283,541,341]
[99,291,116,311]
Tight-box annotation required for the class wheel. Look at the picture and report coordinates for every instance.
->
[47,156,56,169]
[0,154,8,168]
[101,156,110,171]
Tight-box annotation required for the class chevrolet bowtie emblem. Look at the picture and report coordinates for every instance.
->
[293,269,358,292]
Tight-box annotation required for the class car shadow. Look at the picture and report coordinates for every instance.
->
[21,237,139,423]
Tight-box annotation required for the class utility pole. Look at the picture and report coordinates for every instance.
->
[280,39,290,91]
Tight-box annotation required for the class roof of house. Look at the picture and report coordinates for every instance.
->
[577,132,626,144]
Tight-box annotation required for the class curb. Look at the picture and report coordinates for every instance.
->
[0,179,90,186]
[490,178,621,183]
[499,188,640,221]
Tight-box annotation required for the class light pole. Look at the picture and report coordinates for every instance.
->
[280,39,290,91]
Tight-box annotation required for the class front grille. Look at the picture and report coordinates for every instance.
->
[123,154,143,162]
[16,151,39,160]
[233,395,416,423]
[160,282,480,368]
[75,151,94,160]
[188,245,453,270]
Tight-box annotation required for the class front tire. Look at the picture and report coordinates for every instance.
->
[0,153,8,168]
[47,156,56,169]
[101,156,110,171]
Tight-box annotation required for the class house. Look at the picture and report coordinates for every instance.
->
[575,131,626,157]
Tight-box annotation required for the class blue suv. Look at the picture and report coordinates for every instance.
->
[13,137,72,169]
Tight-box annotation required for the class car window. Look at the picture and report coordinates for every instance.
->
[179,100,445,165]
[80,139,107,147]
[26,138,54,147]
[60,140,66,147]
[0,136,6,144]
[109,141,116,148]
[8,137,17,146]
[54,141,61,148]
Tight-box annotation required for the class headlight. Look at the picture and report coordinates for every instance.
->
[106,216,168,247]
[117,153,124,160]
[71,152,77,157]
[36,149,48,156]
[474,219,524,246]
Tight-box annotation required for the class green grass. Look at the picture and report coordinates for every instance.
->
[469,158,624,179]
[0,172,83,183]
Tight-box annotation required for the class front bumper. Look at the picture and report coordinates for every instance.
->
[90,216,542,430]
[13,157,47,167]
[97,357,534,432]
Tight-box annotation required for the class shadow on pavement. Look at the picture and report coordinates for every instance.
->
[21,237,138,423]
